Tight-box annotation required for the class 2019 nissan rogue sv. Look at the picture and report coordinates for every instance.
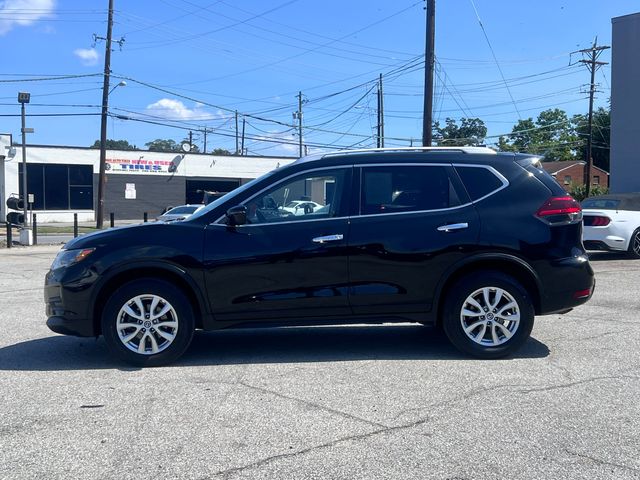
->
[45,147,594,366]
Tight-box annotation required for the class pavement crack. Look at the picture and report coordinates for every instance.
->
[391,383,526,421]
[210,417,430,479]
[564,449,639,473]
[237,381,387,429]
[521,375,640,393]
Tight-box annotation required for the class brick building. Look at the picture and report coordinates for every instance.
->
[541,161,610,192]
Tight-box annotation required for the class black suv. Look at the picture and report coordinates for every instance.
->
[45,147,594,366]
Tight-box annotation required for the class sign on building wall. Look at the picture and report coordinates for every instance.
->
[107,157,176,174]
[125,183,136,199]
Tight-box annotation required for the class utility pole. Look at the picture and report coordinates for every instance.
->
[235,110,239,154]
[294,91,304,158]
[241,117,246,156]
[203,128,207,154]
[377,74,385,148]
[95,0,114,229]
[422,0,435,147]
[576,39,610,197]
[188,130,193,151]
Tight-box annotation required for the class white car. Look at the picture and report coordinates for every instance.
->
[156,204,204,222]
[582,193,640,258]
[280,200,323,216]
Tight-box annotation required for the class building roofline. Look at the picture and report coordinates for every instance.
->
[5,139,296,160]
[612,12,640,24]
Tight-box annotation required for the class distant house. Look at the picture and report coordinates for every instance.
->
[540,160,610,192]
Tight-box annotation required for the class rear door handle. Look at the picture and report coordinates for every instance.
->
[437,222,469,232]
[312,234,344,243]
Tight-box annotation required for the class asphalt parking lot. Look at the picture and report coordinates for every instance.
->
[0,245,638,480]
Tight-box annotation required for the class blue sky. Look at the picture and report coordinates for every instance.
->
[0,0,637,156]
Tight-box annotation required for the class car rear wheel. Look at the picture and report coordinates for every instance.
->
[628,228,640,259]
[101,279,195,367]
[442,271,535,359]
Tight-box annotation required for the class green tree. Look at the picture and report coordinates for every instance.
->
[145,139,181,152]
[211,148,232,156]
[498,108,578,161]
[91,139,137,150]
[433,117,487,146]
[573,106,610,172]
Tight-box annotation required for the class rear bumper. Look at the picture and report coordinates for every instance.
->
[537,255,595,315]
[583,226,629,251]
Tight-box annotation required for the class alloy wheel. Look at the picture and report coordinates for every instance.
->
[116,294,179,355]
[460,287,520,347]
[632,230,640,257]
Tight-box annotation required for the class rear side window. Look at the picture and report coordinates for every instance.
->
[361,165,461,215]
[455,166,504,201]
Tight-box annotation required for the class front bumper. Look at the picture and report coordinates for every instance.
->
[46,316,95,337]
[45,268,97,337]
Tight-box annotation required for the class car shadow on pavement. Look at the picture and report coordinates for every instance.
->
[0,324,549,371]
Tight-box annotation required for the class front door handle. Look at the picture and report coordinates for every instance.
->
[437,222,469,232]
[312,234,344,244]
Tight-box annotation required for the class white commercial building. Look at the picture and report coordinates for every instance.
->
[0,133,295,223]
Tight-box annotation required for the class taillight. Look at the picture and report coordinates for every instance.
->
[535,196,582,225]
[584,215,611,227]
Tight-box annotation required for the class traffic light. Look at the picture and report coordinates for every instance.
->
[6,196,24,225]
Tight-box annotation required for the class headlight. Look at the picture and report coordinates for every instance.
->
[51,248,95,270]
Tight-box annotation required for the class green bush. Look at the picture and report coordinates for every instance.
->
[568,183,609,202]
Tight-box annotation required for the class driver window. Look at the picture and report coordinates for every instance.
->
[244,169,345,224]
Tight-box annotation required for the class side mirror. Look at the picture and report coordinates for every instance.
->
[226,205,247,226]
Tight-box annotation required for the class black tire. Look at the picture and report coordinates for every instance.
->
[101,279,195,367]
[442,271,535,359]
[628,228,640,259]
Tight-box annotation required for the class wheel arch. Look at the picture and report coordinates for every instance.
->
[91,262,208,336]
[434,253,542,326]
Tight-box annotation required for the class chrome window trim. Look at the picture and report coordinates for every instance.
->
[209,215,351,228]
[213,165,351,225]
[213,162,509,225]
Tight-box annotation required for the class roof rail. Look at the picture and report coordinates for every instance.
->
[321,146,497,158]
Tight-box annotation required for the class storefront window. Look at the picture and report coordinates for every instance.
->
[19,163,93,210]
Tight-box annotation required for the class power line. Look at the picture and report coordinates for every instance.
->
[468,0,521,119]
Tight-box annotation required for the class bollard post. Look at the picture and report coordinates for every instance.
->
[32,214,38,245]
[6,222,11,248]
[143,212,148,223]
[110,212,115,228]
[73,213,78,238]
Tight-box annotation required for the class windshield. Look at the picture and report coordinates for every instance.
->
[167,206,198,215]
[581,198,621,210]
[188,169,279,221]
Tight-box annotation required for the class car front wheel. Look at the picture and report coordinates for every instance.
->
[442,271,535,359]
[101,279,195,367]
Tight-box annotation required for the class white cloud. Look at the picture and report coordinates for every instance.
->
[73,48,99,66]
[146,98,218,121]
[0,0,55,35]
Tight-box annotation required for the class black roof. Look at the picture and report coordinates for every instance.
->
[582,193,640,211]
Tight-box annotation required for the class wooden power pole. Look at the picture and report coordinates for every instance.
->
[577,40,609,198]
[422,0,435,147]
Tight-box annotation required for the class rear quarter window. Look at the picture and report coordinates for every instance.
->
[454,166,504,201]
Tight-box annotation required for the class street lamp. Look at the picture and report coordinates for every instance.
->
[96,79,126,228]
[18,92,34,244]
[108,80,126,95]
